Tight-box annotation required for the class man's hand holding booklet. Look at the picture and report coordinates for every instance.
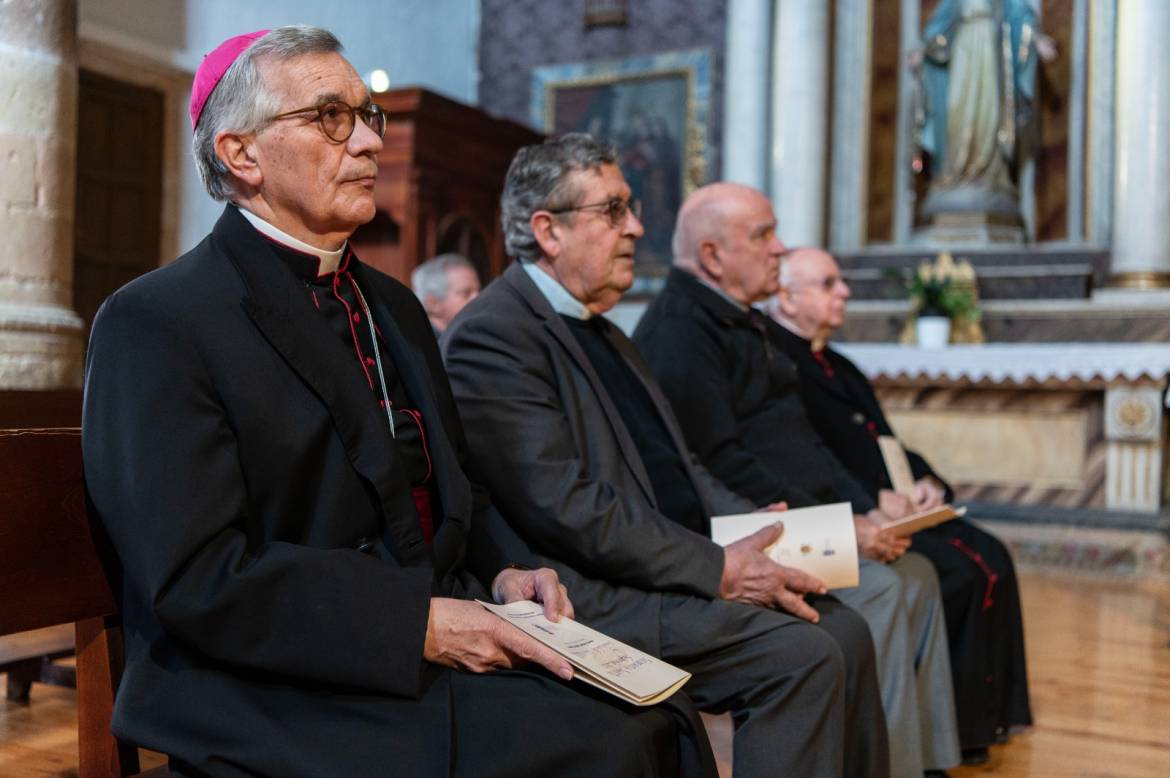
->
[711,502,861,589]
[710,500,964,590]
[876,433,965,537]
[478,600,691,706]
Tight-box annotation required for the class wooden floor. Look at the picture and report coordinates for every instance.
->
[2,571,1168,777]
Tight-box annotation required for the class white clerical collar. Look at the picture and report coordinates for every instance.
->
[522,261,594,320]
[236,205,346,272]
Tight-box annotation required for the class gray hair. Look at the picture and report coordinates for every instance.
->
[500,133,618,262]
[411,253,475,301]
[192,25,343,201]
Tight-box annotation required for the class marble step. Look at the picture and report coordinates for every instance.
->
[836,248,1109,300]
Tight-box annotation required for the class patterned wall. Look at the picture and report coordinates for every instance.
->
[478,0,727,176]
[878,385,1106,508]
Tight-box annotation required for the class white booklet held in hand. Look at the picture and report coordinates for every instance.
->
[477,599,691,706]
[710,502,860,589]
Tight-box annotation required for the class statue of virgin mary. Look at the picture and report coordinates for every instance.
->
[913,0,1056,238]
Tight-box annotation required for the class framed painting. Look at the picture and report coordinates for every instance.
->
[531,49,712,293]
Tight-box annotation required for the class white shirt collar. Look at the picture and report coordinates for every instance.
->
[522,261,593,320]
[236,205,346,271]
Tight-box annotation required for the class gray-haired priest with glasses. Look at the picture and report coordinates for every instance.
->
[82,26,716,778]
[443,133,890,778]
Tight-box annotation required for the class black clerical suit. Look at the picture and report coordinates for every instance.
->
[444,262,890,778]
[633,267,962,776]
[82,207,714,778]
[770,322,1033,749]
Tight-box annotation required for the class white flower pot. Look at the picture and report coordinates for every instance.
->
[916,315,951,348]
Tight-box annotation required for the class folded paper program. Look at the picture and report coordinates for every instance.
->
[478,600,691,706]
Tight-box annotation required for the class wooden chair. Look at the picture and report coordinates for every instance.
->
[0,427,160,777]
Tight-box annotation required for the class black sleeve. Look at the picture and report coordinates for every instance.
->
[83,290,434,698]
[636,314,818,507]
[444,310,725,599]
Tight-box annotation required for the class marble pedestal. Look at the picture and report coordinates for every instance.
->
[913,184,1026,245]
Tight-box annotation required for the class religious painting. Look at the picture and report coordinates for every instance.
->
[531,49,711,292]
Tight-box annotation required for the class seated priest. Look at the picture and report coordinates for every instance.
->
[411,252,482,338]
[81,28,716,778]
[770,246,1032,763]
[443,134,890,778]
[632,182,961,778]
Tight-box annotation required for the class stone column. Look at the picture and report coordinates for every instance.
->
[1104,383,1165,512]
[829,0,873,251]
[0,0,83,389]
[1110,0,1170,289]
[721,0,771,192]
[769,0,830,247]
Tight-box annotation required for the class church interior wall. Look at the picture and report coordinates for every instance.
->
[77,0,480,257]
[477,0,726,177]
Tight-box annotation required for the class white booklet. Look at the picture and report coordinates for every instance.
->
[477,599,691,706]
[710,502,860,589]
[877,435,917,496]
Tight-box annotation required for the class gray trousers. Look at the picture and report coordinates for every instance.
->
[835,553,961,777]
[657,594,890,778]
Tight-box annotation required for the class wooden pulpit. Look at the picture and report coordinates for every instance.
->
[351,88,543,285]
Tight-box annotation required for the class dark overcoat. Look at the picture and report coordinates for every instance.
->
[632,268,875,512]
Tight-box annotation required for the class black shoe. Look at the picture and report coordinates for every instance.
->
[962,747,990,766]
[924,771,950,777]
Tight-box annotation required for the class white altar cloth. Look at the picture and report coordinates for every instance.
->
[834,343,1170,385]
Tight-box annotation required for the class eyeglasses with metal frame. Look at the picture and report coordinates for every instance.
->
[267,100,387,143]
[546,197,643,228]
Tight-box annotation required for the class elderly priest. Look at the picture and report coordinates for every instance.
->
[770,246,1032,763]
[633,182,961,778]
[444,134,891,778]
[81,27,714,778]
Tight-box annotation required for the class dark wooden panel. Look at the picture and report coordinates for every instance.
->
[1035,0,1073,242]
[0,429,118,636]
[353,88,542,285]
[74,70,165,337]
[867,0,901,243]
[0,390,82,428]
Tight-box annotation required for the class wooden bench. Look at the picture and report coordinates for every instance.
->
[0,427,160,777]
[0,623,76,700]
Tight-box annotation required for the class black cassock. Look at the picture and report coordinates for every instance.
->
[82,206,714,778]
[769,321,1033,750]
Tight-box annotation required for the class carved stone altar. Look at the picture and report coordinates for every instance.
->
[836,343,1170,514]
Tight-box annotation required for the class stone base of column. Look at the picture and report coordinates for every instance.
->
[0,302,84,389]
[1108,271,1170,290]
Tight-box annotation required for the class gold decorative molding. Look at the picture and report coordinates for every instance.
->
[1109,271,1170,290]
